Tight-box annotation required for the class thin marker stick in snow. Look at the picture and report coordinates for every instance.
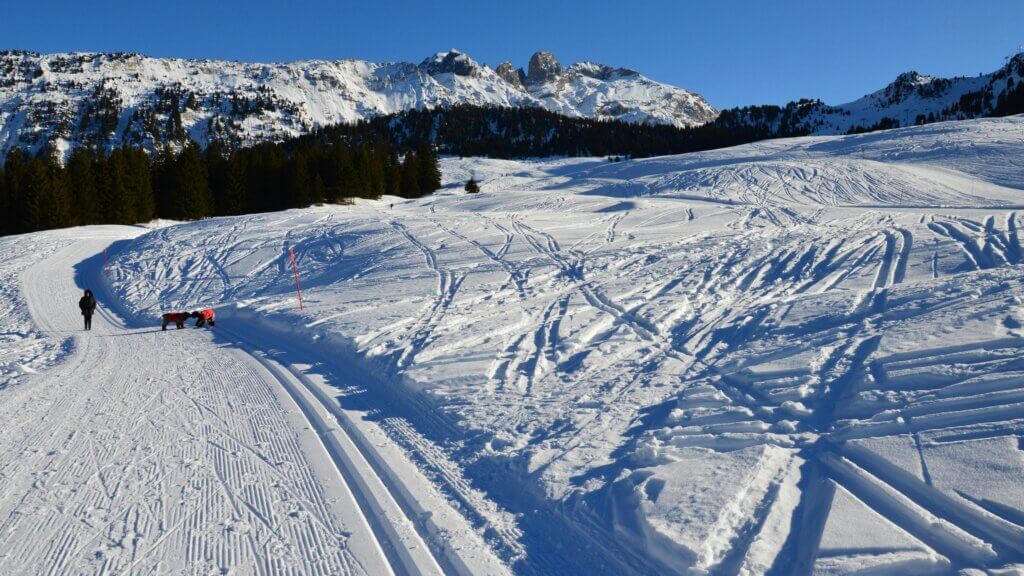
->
[289,247,304,310]
[103,247,109,278]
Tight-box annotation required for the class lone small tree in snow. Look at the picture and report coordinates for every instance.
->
[464,177,480,194]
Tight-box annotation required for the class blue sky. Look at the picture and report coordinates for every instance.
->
[6,0,1023,108]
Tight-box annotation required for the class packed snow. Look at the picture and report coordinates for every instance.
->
[0,232,505,574]
[2,115,1024,574]
[94,115,1024,573]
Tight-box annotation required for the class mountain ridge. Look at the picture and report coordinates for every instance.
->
[725,52,1024,136]
[0,48,717,160]
[1,48,1022,162]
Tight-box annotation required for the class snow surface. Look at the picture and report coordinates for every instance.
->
[87,115,1024,573]
[0,230,506,573]
[2,115,1024,574]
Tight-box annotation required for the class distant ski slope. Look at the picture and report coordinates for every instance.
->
[61,115,1024,573]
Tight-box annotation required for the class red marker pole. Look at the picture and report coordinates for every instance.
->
[289,247,304,310]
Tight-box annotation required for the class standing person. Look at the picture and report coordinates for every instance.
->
[78,289,97,331]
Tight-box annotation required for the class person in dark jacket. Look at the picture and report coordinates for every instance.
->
[78,289,97,331]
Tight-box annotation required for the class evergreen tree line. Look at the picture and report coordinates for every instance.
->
[0,138,441,237]
[308,104,797,160]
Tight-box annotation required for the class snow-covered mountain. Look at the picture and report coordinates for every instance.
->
[0,49,717,160]
[728,53,1024,135]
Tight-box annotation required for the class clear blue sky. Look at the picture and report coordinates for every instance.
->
[6,0,1023,108]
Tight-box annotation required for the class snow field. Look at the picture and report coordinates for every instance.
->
[0,230,510,575]
[64,115,1024,573]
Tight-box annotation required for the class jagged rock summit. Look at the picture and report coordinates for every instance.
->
[0,48,718,159]
[418,49,482,77]
[495,61,525,87]
[526,51,563,85]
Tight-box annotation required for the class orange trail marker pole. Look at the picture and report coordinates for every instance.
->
[289,247,304,310]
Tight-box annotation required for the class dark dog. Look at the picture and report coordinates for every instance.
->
[162,312,190,330]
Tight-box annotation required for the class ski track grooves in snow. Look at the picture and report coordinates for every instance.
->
[0,232,475,576]
[223,333,446,576]
[37,118,1024,575]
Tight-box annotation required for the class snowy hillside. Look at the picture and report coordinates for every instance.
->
[737,53,1024,136]
[91,115,1024,574]
[0,49,716,160]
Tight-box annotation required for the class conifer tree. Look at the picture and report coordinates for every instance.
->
[126,148,155,223]
[416,144,442,194]
[384,148,402,198]
[311,173,327,205]
[345,146,367,199]
[23,158,51,232]
[97,149,132,224]
[357,145,385,199]
[325,143,351,202]
[151,146,177,219]
[1,121,458,236]
[221,154,248,215]
[173,142,214,220]
[203,141,229,215]
[464,177,480,194]
[4,149,28,234]
[67,149,100,225]
[286,153,312,208]
[45,155,73,229]
[399,152,421,198]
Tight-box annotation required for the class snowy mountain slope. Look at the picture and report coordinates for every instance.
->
[0,48,716,159]
[736,53,1024,136]
[103,116,1024,574]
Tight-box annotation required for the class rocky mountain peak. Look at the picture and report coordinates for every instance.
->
[527,51,563,85]
[418,49,480,77]
[495,62,525,88]
[893,70,927,86]
[882,70,949,104]
[1004,52,1024,76]
[572,62,639,81]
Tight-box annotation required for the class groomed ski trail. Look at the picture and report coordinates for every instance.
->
[0,229,469,575]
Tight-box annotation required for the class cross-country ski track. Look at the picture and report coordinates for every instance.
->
[0,229,505,575]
